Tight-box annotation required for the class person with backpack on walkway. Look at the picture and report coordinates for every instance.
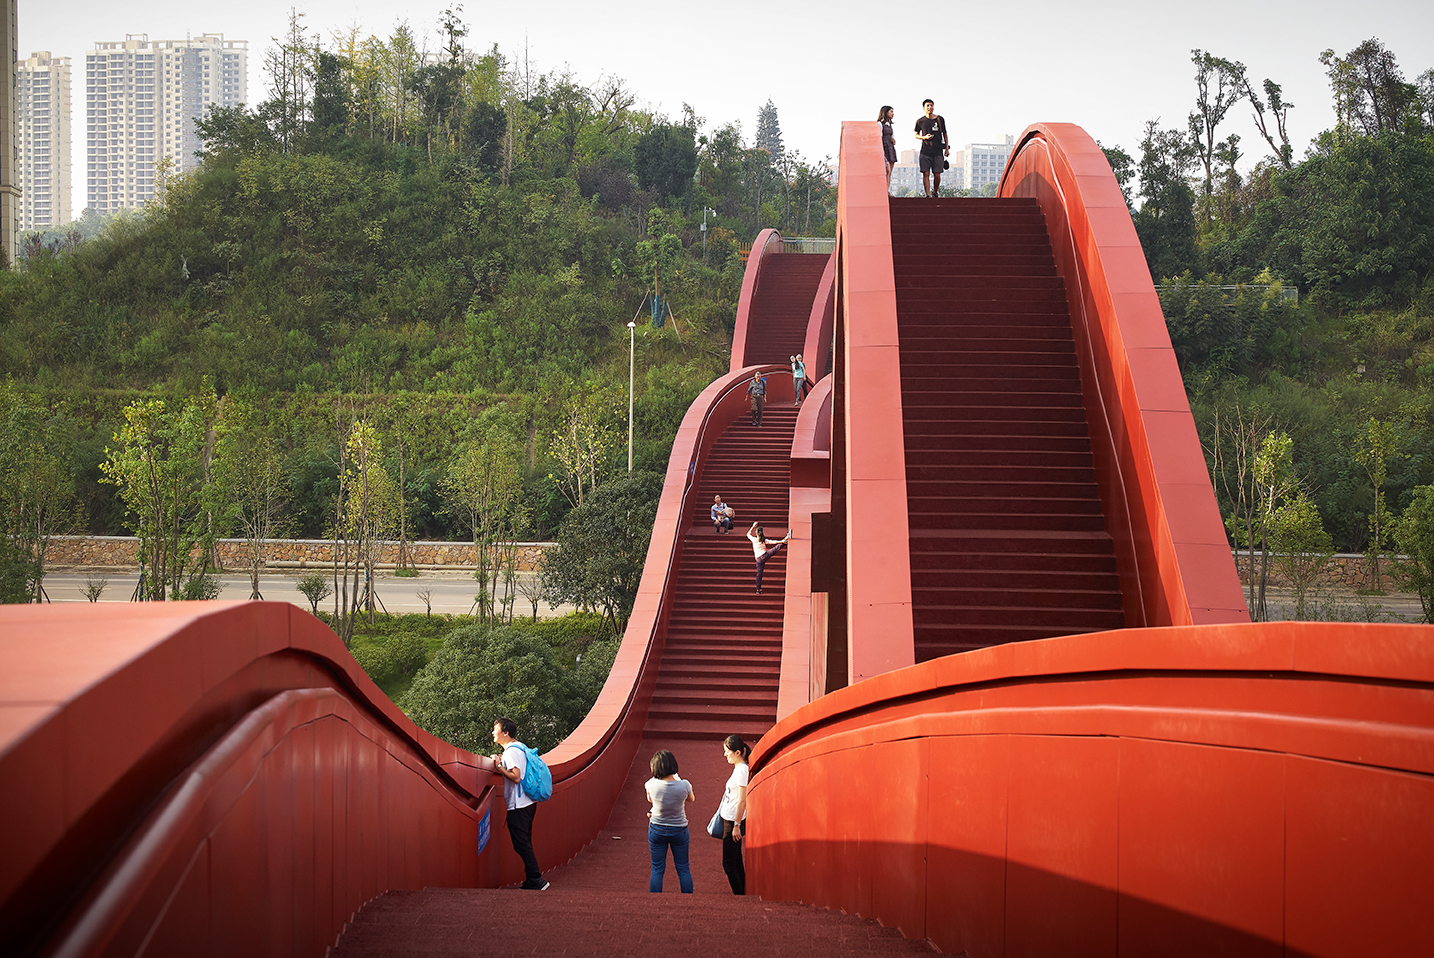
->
[492,717,551,890]
[644,749,696,893]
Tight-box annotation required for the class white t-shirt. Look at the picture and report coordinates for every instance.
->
[501,742,535,810]
[719,762,749,821]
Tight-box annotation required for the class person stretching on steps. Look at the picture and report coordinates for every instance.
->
[747,522,790,595]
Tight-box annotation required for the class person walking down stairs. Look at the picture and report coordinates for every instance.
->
[746,370,767,426]
[746,523,790,595]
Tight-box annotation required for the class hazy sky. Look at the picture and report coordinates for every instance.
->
[21,0,1434,218]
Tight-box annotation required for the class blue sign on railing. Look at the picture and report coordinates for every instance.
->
[477,807,490,856]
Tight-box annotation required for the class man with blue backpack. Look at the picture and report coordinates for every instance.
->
[492,717,552,890]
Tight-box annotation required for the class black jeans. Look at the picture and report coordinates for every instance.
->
[721,818,746,895]
[506,804,543,887]
[750,394,764,426]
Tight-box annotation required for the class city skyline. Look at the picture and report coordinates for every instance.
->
[15,0,1434,221]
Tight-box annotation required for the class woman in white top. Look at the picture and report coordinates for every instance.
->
[645,749,696,893]
[719,734,751,894]
[747,522,791,595]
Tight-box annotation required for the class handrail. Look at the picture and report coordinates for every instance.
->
[834,120,915,682]
[729,228,786,372]
[0,369,793,957]
[801,252,836,386]
[746,619,1434,954]
[999,123,1247,626]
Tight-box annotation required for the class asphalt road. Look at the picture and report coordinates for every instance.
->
[39,570,578,618]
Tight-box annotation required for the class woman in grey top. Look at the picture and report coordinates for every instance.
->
[645,749,696,892]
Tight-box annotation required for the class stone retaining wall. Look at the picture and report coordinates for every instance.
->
[43,536,555,572]
[1231,552,1409,591]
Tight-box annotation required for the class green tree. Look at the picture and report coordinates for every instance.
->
[1271,491,1335,619]
[1188,50,1247,209]
[754,99,783,157]
[1241,74,1295,169]
[1320,39,1422,139]
[541,469,661,632]
[442,438,526,625]
[1392,485,1434,622]
[332,418,397,645]
[1134,120,1198,279]
[634,122,698,203]
[402,624,588,754]
[1251,430,1297,620]
[212,400,289,600]
[100,392,221,601]
[0,380,82,602]
[1355,417,1401,592]
[548,382,622,508]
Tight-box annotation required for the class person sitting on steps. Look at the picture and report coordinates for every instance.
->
[712,495,734,534]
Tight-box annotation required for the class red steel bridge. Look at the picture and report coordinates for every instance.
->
[3,123,1431,958]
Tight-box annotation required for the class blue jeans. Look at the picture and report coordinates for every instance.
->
[648,823,693,893]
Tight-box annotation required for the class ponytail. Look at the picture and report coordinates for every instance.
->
[724,734,751,762]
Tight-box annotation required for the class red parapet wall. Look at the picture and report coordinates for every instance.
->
[0,362,797,958]
[999,124,1247,628]
[835,120,914,683]
[729,228,786,372]
[746,620,1434,957]
[0,602,497,958]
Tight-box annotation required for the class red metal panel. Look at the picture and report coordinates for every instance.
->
[729,229,785,372]
[926,735,1008,958]
[801,252,836,386]
[748,620,1434,956]
[1116,739,1283,957]
[836,120,914,683]
[1000,125,1248,628]
[1284,756,1434,957]
[1005,735,1118,957]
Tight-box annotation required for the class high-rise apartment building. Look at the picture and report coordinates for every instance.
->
[962,135,1015,195]
[2,0,19,262]
[17,52,72,231]
[86,34,247,213]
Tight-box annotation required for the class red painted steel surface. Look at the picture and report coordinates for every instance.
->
[729,228,785,372]
[999,124,1248,628]
[801,252,836,385]
[746,620,1434,956]
[0,363,791,957]
[780,378,835,719]
[835,120,915,683]
[0,601,496,958]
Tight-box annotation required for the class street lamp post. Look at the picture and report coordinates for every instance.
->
[701,207,716,258]
[627,320,636,471]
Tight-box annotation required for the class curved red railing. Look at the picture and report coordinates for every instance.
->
[800,252,836,385]
[999,124,1247,628]
[831,120,915,683]
[746,620,1434,956]
[0,359,793,957]
[729,228,786,371]
[0,602,494,958]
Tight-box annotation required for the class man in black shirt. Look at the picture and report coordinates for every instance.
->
[913,99,950,197]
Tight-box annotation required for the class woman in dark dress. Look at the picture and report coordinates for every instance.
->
[879,105,897,190]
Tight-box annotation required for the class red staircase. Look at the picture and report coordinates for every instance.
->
[890,196,1124,661]
[646,407,798,741]
[742,253,829,366]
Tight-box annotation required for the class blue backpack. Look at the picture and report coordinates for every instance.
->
[516,743,553,802]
